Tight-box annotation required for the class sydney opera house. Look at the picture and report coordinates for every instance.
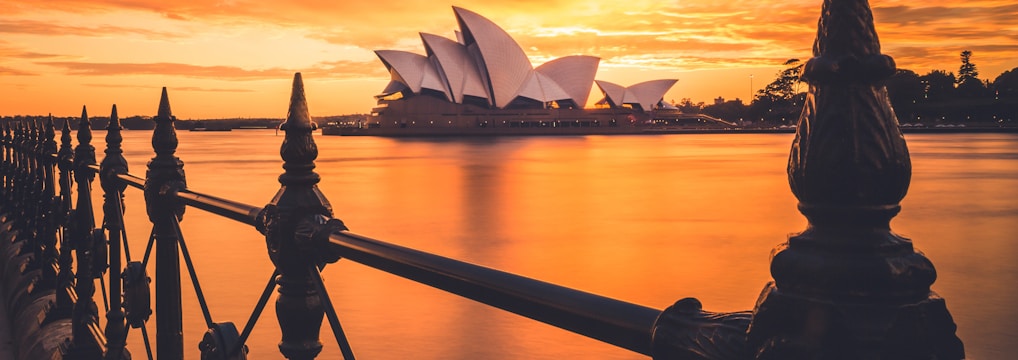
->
[334,6,713,135]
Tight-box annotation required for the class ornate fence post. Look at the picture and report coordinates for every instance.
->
[69,105,105,358]
[55,117,77,318]
[258,73,337,360]
[744,0,964,358]
[145,87,187,359]
[101,105,131,359]
[1,121,9,203]
[39,116,60,288]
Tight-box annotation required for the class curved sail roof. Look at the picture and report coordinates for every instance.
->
[516,71,571,103]
[375,50,427,93]
[595,80,628,107]
[375,50,449,99]
[536,56,599,107]
[629,79,678,111]
[453,6,532,108]
[420,33,488,103]
[596,79,678,111]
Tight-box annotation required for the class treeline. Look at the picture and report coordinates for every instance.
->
[677,51,1017,127]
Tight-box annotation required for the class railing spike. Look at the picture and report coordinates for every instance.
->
[158,87,172,119]
[145,87,186,359]
[54,110,76,319]
[102,103,131,359]
[70,103,104,358]
[258,72,344,360]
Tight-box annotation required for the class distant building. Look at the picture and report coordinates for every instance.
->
[372,7,677,114]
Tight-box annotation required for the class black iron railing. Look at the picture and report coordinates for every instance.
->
[0,1,966,359]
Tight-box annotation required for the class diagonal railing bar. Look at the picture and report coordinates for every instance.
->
[230,270,279,357]
[309,265,356,360]
[140,325,155,360]
[170,216,215,328]
[100,276,110,312]
[140,229,156,272]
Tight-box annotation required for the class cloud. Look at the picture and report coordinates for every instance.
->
[302,60,388,79]
[37,59,384,81]
[0,65,36,76]
[39,61,295,79]
[0,19,183,39]
[83,83,255,92]
[874,4,1018,27]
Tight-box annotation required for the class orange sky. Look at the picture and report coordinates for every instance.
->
[2,0,1016,119]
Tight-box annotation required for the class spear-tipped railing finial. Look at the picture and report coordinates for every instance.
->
[258,72,346,360]
[145,87,187,359]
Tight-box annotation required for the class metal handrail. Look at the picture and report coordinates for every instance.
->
[327,229,660,355]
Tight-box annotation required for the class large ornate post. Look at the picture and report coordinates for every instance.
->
[258,73,335,360]
[745,0,964,358]
[102,105,130,359]
[145,88,187,359]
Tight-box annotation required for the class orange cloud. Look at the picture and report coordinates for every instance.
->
[39,61,295,79]
[0,19,183,39]
[0,66,35,76]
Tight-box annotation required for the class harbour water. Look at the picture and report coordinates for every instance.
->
[102,130,1017,359]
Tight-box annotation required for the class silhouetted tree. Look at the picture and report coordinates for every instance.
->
[958,50,979,85]
[702,99,747,122]
[956,51,987,98]
[885,69,923,122]
[677,98,704,113]
[993,67,1018,99]
[920,70,956,102]
[747,59,806,125]
[757,59,804,102]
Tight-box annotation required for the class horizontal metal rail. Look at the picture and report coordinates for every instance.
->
[327,229,660,355]
[102,169,662,356]
[102,168,262,225]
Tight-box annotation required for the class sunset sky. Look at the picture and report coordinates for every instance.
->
[2,0,1016,119]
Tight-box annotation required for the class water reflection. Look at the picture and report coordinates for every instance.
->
[98,130,1018,359]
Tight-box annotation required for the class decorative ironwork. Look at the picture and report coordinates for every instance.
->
[55,117,77,319]
[746,0,964,358]
[122,261,151,328]
[70,105,105,357]
[145,87,187,359]
[652,298,752,360]
[258,73,347,360]
[101,104,131,359]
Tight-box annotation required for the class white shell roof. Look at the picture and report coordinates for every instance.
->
[595,80,627,107]
[536,55,599,107]
[629,79,678,111]
[516,71,571,103]
[420,32,488,104]
[375,50,449,99]
[453,6,533,108]
[596,79,677,111]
